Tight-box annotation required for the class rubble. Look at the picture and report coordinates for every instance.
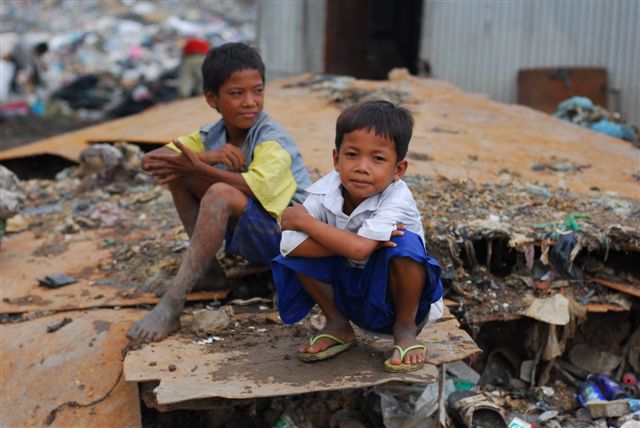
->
[2,147,638,426]
[1,68,639,426]
[0,1,256,148]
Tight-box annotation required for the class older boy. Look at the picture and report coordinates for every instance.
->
[272,100,443,372]
[128,43,311,342]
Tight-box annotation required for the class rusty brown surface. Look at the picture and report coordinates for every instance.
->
[0,230,228,314]
[124,310,479,404]
[0,309,142,428]
[518,67,608,112]
[0,97,210,163]
[2,75,637,200]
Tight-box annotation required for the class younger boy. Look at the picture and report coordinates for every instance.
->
[272,100,443,372]
[127,43,311,342]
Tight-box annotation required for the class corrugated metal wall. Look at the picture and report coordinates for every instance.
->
[257,0,325,82]
[420,0,640,125]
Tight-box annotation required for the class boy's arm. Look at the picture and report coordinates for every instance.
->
[147,130,245,173]
[282,205,398,261]
[149,141,255,196]
[286,238,335,258]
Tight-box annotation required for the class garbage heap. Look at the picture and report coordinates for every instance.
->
[2,133,639,426]
[0,1,255,129]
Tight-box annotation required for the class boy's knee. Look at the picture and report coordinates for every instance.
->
[202,182,233,203]
[389,256,422,270]
[202,183,247,213]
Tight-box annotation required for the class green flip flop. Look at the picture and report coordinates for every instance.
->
[384,344,427,373]
[298,333,356,362]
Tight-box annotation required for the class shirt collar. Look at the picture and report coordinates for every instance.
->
[308,171,386,217]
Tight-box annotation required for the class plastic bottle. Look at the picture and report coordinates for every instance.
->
[588,374,627,400]
[577,380,606,406]
[273,414,298,428]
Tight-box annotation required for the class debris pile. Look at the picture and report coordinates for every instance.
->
[1,134,638,425]
[554,96,639,146]
[0,1,256,147]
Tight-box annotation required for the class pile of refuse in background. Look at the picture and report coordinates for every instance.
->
[0,0,256,148]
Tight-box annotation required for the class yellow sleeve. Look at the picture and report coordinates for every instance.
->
[241,141,296,219]
[165,130,205,153]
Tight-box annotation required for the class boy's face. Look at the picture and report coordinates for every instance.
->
[205,69,264,136]
[333,128,408,207]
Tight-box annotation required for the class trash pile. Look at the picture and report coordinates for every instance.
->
[283,72,413,109]
[2,134,638,426]
[555,96,639,147]
[0,1,256,146]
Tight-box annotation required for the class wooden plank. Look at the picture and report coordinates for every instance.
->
[584,303,629,313]
[124,310,480,404]
[588,277,640,298]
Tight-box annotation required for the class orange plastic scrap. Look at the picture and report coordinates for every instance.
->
[588,277,640,298]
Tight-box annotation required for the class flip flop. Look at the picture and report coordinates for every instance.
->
[384,344,427,373]
[298,333,356,362]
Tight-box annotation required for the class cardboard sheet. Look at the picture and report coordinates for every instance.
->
[124,312,480,405]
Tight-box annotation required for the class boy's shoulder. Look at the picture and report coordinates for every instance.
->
[246,112,292,144]
[377,179,418,209]
[198,117,226,141]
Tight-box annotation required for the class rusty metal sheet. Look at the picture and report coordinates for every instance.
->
[518,67,608,113]
[0,230,228,314]
[1,75,637,199]
[124,312,479,404]
[0,98,213,163]
[0,309,143,428]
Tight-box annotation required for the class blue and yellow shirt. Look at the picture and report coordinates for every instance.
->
[167,112,311,219]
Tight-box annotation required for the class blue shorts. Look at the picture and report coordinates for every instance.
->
[271,230,443,334]
[225,198,281,266]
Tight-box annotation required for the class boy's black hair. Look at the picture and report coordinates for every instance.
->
[34,42,48,55]
[335,100,413,161]
[201,43,265,95]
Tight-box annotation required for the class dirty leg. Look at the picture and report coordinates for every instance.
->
[128,183,247,341]
[296,273,355,354]
[168,176,212,238]
[387,257,426,366]
[150,177,227,297]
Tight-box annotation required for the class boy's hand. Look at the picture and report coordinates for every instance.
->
[377,223,406,249]
[202,144,245,172]
[280,204,311,231]
[145,140,208,183]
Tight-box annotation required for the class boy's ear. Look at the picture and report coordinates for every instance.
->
[332,148,339,171]
[204,90,218,111]
[393,159,408,181]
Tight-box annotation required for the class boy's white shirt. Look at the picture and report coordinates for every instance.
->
[280,170,425,267]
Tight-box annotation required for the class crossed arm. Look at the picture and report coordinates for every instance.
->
[141,140,254,196]
[281,205,404,261]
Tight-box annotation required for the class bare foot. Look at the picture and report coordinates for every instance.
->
[299,318,355,354]
[388,324,424,366]
[127,300,181,342]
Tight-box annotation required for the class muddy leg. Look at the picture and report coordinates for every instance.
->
[151,177,226,297]
[387,257,426,365]
[296,273,355,354]
[128,183,248,341]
